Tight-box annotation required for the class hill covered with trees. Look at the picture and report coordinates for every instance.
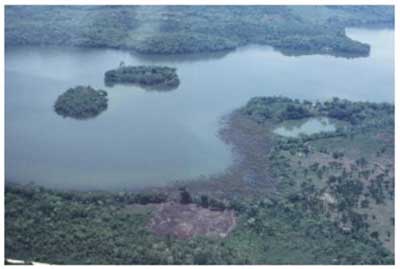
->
[5,6,394,57]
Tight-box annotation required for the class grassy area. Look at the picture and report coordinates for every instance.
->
[236,96,394,257]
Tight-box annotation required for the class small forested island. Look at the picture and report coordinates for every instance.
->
[104,65,180,90]
[54,86,108,119]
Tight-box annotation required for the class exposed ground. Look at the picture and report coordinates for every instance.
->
[4,98,394,264]
[147,202,236,239]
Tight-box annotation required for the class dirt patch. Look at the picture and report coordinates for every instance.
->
[148,202,236,239]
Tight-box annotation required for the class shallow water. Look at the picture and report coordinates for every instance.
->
[5,28,394,190]
[273,117,337,138]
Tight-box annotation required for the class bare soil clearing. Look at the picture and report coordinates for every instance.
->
[148,202,236,239]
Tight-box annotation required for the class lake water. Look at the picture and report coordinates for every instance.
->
[273,117,336,138]
[5,28,394,190]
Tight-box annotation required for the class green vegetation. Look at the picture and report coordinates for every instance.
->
[7,96,392,264]
[105,65,179,89]
[235,96,394,260]
[242,96,394,128]
[4,6,395,264]
[5,6,394,57]
[54,86,108,119]
[5,181,393,265]
[179,187,193,204]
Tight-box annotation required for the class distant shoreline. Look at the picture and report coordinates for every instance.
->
[5,6,394,59]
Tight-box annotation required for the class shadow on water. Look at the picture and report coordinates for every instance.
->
[277,48,370,59]
[104,80,180,92]
[130,49,232,63]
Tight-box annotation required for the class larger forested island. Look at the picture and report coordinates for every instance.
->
[105,65,180,89]
[5,6,393,57]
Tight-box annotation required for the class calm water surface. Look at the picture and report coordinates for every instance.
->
[273,117,337,138]
[5,28,394,190]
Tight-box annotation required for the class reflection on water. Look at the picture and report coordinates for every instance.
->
[130,50,231,63]
[273,117,336,138]
[5,28,394,190]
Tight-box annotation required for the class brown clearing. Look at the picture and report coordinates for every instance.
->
[148,202,236,239]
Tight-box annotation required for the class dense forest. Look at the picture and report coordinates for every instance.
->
[5,6,393,57]
[104,65,180,89]
[6,96,394,264]
[54,86,108,119]
[4,4,394,265]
